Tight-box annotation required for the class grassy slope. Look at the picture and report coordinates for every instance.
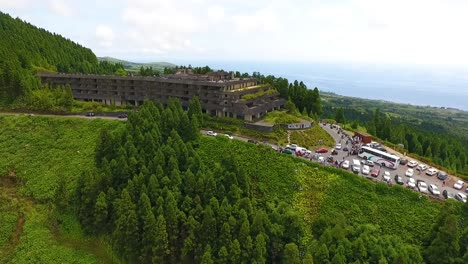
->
[198,137,441,244]
[0,115,442,261]
[0,115,123,201]
[0,115,123,263]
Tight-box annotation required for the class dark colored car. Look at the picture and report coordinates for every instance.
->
[376,146,387,152]
[394,175,404,185]
[326,156,334,162]
[437,171,448,180]
[85,112,95,117]
[400,158,408,165]
[118,113,128,118]
[331,149,338,155]
[247,139,258,144]
[282,148,293,154]
[343,146,349,151]
[442,190,455,200]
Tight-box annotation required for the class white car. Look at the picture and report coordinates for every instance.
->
[428,184,440,195]
[407,160,418,168]
[454,180,465,190]
[418,181,428,193]
[405,168,414,177]
[416,164,428,171]
[224,134,234,140]
[318,156,325,163]
[335,144,342,150]
[366,160,375,167]
[362,165,370,175]
[407,178,416,189]
[342,160,350,169]
[456,193,467,203]
[426,168,438,176]
[383,171,391,183]
[287,144,298,150]
[207,131,217,136]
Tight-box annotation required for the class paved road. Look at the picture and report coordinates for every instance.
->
[320,123,465,199]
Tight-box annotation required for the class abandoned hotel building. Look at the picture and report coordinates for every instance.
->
[39,69,286,121]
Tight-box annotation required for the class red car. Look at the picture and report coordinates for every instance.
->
[315,148,328,153]
[371,167,381,177]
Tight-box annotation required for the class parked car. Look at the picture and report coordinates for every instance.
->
[286,144,298,150]
[455,193,467,203]
[335,144,342,150]
[371,167,380,177]
[366,160,375,167]
[85,112,95,117]
[207,131,217,136]
[224,134,234,140]
[342,160,350,169]
[331,149,338,155]
[315,148,328,153]
[400,158,408,165]
[247,139,258,144]
[407,160,418,168]
[376,147,387,152]
[417,181,429,193]
[282,148,293,154]
[407,178,416,189]
[362,165,370,175]
[416,164,428,171]
[394,175,404,185]
[318,156,325,163]
[454,180,465,190]
[442,189,456,200]
[383,171,391,183]
[428,184,440,196]
[426,168,438,176]
[437,171,448,180]
[118,113,128,118]
[343,146,349,151]
[405,168,414,177]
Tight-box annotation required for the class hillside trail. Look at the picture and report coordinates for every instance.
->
[0,174,115,264]
[287,131,291,144]
[0,174,29,262]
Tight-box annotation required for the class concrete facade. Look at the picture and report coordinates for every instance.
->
[38,71,286,121]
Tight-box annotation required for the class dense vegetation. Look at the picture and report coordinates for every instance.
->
[75,99,305,263]
[0,12,125,109]
[1,107,468,263]
[321,93,468,178]
[0,115,122,263]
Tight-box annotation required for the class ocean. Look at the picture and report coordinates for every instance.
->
[184,61,468,111]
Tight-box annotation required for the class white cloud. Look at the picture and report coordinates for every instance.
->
[0,0,31,9]
[48,0,75,17]
[232,8,282,34]
[207,5,225,22]
[95,24,114,47]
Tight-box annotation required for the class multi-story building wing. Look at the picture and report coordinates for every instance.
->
[38,69,286,121]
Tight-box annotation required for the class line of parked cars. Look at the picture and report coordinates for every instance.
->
[206,131,234,140]
[403,159,466,202]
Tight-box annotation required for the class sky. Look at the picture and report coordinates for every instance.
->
[2,0,468,65]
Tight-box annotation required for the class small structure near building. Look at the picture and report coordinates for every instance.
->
[354,131,372,144]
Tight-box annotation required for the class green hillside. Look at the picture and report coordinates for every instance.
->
[0,12,124,107]
[98,56,175,72]
[2,100,467,263]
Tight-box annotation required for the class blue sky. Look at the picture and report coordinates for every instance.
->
[2,0,468,65]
